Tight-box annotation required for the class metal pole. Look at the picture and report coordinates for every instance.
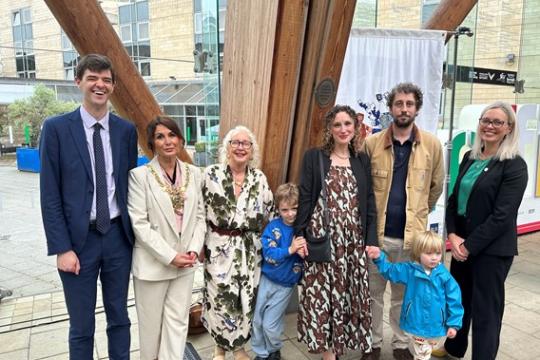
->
[442,27,472,253]
[442,32,459,254]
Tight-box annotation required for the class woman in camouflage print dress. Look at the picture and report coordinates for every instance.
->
[295,105,378,359]
[202,126,274,360]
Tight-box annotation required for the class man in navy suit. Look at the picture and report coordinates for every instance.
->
[40,54,138,360]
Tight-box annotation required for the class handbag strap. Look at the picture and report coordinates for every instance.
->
[318,150,330,228]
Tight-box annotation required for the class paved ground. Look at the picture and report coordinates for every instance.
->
[1,164,540,359]
[0,163,60,298]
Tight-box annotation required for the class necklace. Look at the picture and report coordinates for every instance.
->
[147,162,191,214]
[333,152,350,160]
[230,168,245,188]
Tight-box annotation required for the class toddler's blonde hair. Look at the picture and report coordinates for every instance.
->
[411,231,444,263]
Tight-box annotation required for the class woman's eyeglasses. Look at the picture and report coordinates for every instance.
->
[479,118,506,128]
[229,140,253,149]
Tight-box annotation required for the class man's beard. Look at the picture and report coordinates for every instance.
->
[393,114,415,128]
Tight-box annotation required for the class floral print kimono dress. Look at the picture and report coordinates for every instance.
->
[202,164,274,350]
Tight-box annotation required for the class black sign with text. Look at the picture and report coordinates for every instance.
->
[448,65,517,87]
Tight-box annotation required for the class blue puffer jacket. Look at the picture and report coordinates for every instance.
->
[374,252,464,338]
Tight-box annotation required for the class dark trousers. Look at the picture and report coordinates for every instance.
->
[59,222,132,360]
[444,253,513,359]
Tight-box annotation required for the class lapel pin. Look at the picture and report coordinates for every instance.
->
[484,168,489,172]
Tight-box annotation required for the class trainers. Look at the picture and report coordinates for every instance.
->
[361,347,381,360]
[393,348,413,360]
[431,347,448,357]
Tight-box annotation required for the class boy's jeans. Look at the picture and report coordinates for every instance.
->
[251,275,295,358]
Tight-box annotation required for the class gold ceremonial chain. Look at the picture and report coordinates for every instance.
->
[147,162,191,214]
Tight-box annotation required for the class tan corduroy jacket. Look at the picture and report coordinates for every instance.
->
[363,124,444,249]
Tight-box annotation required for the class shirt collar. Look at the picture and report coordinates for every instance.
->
[383,123,421,148]
[80,105,110,131]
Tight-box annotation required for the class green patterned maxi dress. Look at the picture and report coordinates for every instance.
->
[202,164,274,350]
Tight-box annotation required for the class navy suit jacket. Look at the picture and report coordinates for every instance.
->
[40,107,138,256]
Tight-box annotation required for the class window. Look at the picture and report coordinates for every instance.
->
[61,31,80,80]
[119,0,151,77]
[162,104,213,145]
[193,0,226,73]
[219,8,226,32]
[138,22,149,40]
[120,24,132,42]
[12,8,35,78]
[422,0,440,26]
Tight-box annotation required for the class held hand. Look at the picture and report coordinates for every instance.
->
[57,250,80,275]
[289,236,307,255]
[447,328,457,339]
[187,251,198,263]
[297,247,307,258]
[171,253,197,268]
[449,233,467,262]
[365,246,380,259]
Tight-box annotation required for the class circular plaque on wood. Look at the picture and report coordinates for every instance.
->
[315,78,336,107]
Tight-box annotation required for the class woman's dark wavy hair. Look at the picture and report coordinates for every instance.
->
[147,116,185,153]
[320,104,360,156]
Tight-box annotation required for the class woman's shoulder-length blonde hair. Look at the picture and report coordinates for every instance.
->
[470,101,520,161]
[218,125,261,168]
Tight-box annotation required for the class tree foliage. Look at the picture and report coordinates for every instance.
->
[7,84,78,147]
[0,107,7,138]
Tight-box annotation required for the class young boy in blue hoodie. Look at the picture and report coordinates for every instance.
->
[366,231,464,360]
[251,183,306,360]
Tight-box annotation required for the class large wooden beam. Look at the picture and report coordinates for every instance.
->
[43,0,191,162]
[220,0,308,190]
[261,1,309,189]
[287,0,357,183]
[423,0,478,41]
[219,0,279,147]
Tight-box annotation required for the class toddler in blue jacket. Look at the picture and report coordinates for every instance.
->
[251,183,306,360]
[366,231,464,360]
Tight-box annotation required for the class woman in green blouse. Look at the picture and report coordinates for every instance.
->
[434,101,528,360]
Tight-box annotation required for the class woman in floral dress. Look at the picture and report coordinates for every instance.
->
[295,105,378,359]
[202,125,274,360]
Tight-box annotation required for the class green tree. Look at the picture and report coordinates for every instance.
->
[0,106,7,138]
[7,84,78,147]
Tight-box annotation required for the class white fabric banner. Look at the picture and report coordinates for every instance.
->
[336,28,446,134]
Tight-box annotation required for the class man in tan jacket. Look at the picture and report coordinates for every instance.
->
[362,83,444,360]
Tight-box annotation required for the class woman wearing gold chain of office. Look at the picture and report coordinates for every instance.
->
[127,116,206,360]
